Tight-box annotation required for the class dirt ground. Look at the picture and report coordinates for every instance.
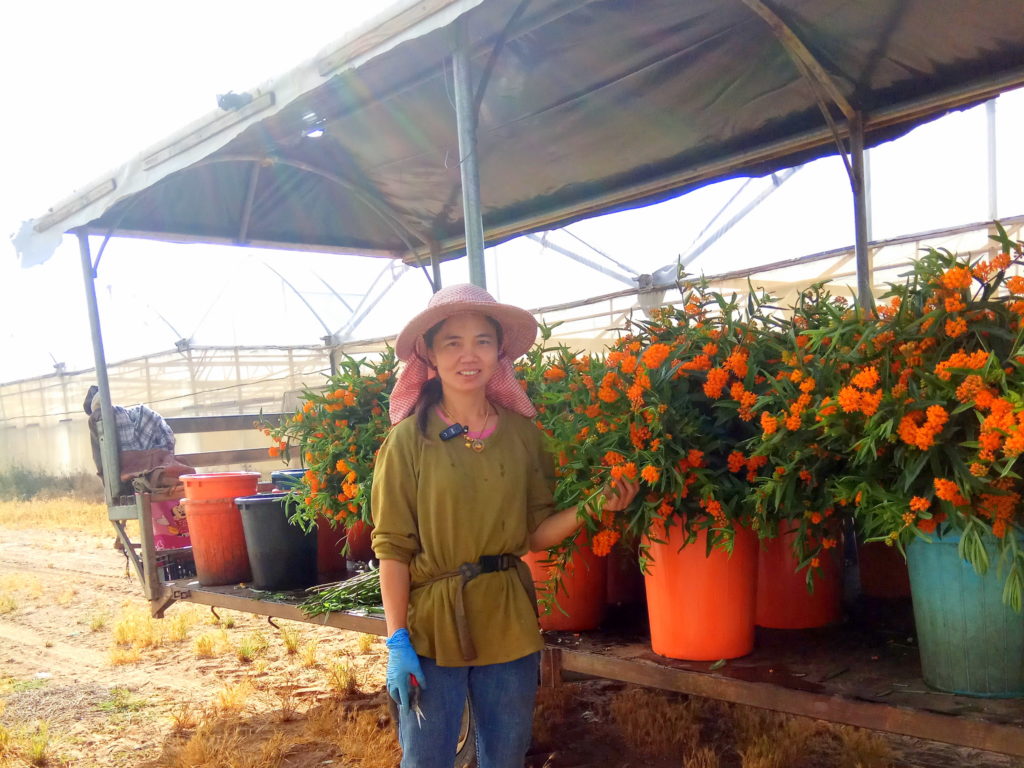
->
[0,524,1021,768]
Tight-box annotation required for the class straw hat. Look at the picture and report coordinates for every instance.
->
[395,284,538,362]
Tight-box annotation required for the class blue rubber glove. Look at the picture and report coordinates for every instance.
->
[385,628,426,713]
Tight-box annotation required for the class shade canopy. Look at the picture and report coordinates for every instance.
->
[15,0,1024,268]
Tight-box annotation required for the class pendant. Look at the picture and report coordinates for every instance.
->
[470,439,485,453]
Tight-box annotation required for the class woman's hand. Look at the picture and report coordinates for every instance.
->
[602,478,640,513]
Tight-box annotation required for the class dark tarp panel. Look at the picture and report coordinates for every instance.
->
[20,0,1024,266]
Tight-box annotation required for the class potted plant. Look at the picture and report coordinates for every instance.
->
[519,330,613,631]
[743,283,850,628]
[553,279,773,660]
[260,348,397,564]
[820,224,1024,695]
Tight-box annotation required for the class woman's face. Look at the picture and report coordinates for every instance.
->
[426,312,500,396]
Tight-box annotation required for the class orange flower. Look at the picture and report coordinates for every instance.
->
[909,496,930,512]
[641,343,671,369]
[1007,275,1024,294]
[760,411,779,436]
[703,367,730,399]
[686,449,704,468]
[543,366,566,381]
[851,367,879,390]
[602,451,625,466]
[944,317,968,338]
[590,529,621,557]
[939,266,972,291]
[727,451,746,473]
[640,465,661,484]
[933,478,967,506]
[622,462,638,480]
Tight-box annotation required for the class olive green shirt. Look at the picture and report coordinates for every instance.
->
[370,404,556,666]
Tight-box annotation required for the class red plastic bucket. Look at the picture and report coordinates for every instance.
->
[606,541,645,606]
[182,472,260,502]
[643,524,757,660]
[756,524,842,629]
[858,540,911,599]
[346,520,375,561]
[183,497,252,586]
[317,518,348,580]
[524,534,607,631]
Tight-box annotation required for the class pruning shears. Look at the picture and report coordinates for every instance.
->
[410,674,426,728]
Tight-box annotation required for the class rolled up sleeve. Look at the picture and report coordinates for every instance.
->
[370,424,421,563]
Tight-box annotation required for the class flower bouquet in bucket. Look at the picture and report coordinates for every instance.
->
[819,224,1024,694]
[260,348,396,560]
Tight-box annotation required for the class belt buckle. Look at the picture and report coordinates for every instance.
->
[478,554,500,573]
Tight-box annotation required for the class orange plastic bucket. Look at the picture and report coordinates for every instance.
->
[346,521,375,562]
[317,517,348,580]
[643,523,757,660]
[756,523,842,629]
[525,534,607,631]
[857,540,911,599]
[183,497,252,586]
[182,472,260,501]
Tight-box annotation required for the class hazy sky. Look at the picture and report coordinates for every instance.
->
[2,2,1022,385]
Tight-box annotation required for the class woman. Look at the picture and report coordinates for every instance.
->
[371,284,638,768]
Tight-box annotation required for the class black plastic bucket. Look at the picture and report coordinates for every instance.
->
[236,493,317,590]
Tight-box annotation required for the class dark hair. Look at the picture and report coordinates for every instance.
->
[413,314,504,437]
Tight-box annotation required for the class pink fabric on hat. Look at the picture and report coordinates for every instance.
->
[389,353,536,426]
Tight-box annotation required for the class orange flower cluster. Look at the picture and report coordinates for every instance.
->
[837,367,883,416]
[976,482,1020,538]
[324,387,358,411]
[590,528,621,556]
[934,349,989,380]
[897,405,949,451]
[641,343,671,369]
[730,380,758,421]
[934,477,968,506]
[726,450,767,482]
[703,367,730,399]
[978,398,1024,461]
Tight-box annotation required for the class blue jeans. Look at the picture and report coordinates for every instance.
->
[397,651,539,768]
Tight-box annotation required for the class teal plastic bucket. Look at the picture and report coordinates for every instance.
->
[237,493,317,590]
[907,529,1024,697]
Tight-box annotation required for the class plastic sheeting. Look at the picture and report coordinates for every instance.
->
[15,0,1024,267]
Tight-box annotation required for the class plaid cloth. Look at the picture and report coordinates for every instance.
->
[114,404,175,452]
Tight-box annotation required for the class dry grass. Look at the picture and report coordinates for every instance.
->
[299,639,319,668]
[0,498,133,536]
[234,632,270,664]
[610,687,702,759]
[112,608,165,649]
[836,725,893,768]
[1,721,53,767]
[532,685,576,749]
[279,624,302,655]
[684,746,721,768]
[109,647,142,665]
[306,699,401,768]
[325,659,360,697]
[356,633,377,654]
[168,700,203,733]
[55,587,77,607]
[214,679,255,713]
[0,574,43,599]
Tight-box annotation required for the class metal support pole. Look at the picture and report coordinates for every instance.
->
[849,115,873,311]
[452,18,487,288]
[987,99,998,220]
[77,232,120,505]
